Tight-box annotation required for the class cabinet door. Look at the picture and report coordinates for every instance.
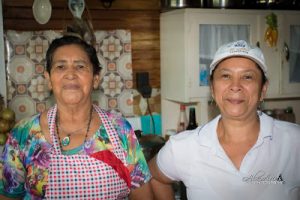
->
[187,12,259,100]
[281,15,300,96]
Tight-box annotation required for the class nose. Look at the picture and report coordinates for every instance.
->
[64,66,77,79]
[230,78,242,92]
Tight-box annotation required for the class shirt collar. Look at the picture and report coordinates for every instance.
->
[196,115,221,150]
[196,113,274,151]
[255,112,274,146]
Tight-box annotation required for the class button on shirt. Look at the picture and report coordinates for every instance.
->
[157,114,300,200]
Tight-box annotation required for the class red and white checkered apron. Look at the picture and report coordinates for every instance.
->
[44,105,131,199]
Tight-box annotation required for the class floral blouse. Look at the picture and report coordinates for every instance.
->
[0,110,151,199]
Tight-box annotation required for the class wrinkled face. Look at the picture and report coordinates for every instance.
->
[45,44,100,106]
[211,57,268,120]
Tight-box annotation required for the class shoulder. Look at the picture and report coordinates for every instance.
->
[11,114,40,138]
[94,105,130,128]
[95,107,134,140]
[13,114,40,129]
[168,128,201,144]
[273,119,300,143]
[273,119,300,134]
[105,111,133,131]
[5,114,41,151]
[163,125,210,156]
[260,113,300,148]
[260,113,300,137]
[168,116,219,147]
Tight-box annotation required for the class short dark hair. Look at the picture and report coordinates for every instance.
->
[46,35,101,75]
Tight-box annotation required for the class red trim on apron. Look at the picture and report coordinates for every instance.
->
[90,150,131,188]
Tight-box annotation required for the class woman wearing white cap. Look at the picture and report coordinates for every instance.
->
[149,40,300,200]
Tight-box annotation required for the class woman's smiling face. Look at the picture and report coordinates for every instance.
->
[211,57,268,120]
[45,44,99,106]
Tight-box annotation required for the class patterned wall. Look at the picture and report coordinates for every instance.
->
[4,30,134,121]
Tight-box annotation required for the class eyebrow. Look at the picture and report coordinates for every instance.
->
[52,59,89,65]
[217,68,257,73]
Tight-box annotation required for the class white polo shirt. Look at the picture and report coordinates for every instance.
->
[157,113,300,200]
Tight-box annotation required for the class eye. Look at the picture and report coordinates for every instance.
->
[243,74,253,80]
[76,64,91,72]
[76,64,85,69]
[53,64,65,70]
[221,74,230,79]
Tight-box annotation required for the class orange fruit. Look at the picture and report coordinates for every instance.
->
[1,108,15,122]
[0,119,10,133]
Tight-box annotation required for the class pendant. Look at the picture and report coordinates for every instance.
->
[61,135,70,146]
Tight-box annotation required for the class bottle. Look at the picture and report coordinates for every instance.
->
[177,104,188,133]
[284,107,296,123]
[186,107,198,130]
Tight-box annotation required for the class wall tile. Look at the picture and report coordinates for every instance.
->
[5,30,134,121]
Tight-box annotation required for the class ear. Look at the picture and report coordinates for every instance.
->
[210,84,215,100]
[93,74,101,89]
[44,71,52,90]
[260,80,269,101]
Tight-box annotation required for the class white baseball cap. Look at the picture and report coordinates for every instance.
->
[209,40,267,77]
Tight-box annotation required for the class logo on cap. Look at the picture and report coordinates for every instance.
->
[233,40,247,48]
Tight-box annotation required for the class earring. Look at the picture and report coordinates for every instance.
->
[257,99,264,116]
[209,96,215,106]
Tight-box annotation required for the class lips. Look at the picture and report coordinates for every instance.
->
[62,84,80,90]
[226,98,244,104]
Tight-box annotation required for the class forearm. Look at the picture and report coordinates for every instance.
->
[148,155,175,199]
[129,182,154,200]
[150,178,175,200]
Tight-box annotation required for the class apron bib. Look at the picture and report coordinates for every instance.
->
[44,105,130,199]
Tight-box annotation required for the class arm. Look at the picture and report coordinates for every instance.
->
[0,194,22,200]
[148,155,175,200]
[129,182,153,200]
[0,124,28,199]
[115,116,153,199]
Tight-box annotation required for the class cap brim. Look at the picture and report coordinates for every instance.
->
[210,54,267,77]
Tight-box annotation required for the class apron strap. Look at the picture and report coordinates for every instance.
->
[93,105,127,164]
[47,105,61,154]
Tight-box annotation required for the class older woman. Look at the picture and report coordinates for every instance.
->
[0,35,153,199]
[149,40,300,200]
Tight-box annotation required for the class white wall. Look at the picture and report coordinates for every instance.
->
[0,2,6,106]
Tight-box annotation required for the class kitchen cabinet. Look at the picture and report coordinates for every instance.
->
[160,8,300,135]
[280,14,300,96]
[259,10,300,98]
[161,9,259,103]
[161,9,300,102]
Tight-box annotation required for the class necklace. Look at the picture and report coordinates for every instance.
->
[56,107,93,147]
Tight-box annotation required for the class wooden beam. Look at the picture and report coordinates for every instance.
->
[3,0,161,10]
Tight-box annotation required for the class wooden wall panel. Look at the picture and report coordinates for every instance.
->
[3,0,161,88]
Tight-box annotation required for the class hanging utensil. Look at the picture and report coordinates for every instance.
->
[68,0,85,19]
[32,0,52,24]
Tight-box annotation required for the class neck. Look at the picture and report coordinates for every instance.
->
[217,114,260,144]
[56,102,93,124]
[55,104,94,148]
